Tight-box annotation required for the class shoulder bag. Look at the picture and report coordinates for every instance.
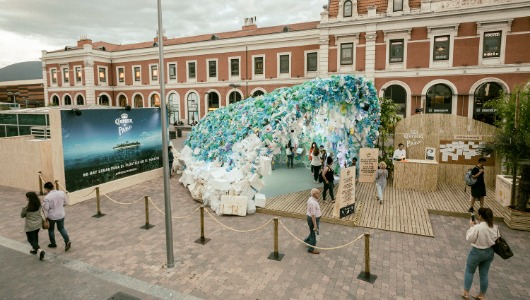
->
[40,208,50,229]
[492,227,513,259]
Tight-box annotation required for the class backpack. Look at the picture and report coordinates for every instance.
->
[464,169,477,186]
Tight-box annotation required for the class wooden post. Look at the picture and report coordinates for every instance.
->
[92,187,105,218]
[38,172,43,195]
[357,233,377,283]
[140,196,154,229]
[54,180,59,190]
[194,206,210,244]
[267,217,284,261]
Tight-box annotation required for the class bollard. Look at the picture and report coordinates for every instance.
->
[194,206,210,244]
[92,187,106,218]
[357,232,377,283]
[140,196,155,229]
[38,172,43,195]
[54,180,59,191]
[267,217,284,261]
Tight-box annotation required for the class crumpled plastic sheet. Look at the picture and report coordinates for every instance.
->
[180,75,380,215]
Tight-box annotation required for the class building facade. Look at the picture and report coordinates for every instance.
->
[41,0,530,125]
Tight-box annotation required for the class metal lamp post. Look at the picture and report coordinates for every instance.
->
[7,92,20,104]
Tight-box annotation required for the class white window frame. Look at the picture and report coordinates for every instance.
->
[74,65,82,85]
[50,68,57,86]
[336,35,358,73]
[117,67,125,85]
[387,0,410,15]
[150,64,158,84]
[206,59,218,82]
[252,55,265,80]
[277,52,291,78]
[384,29,410,70]
[428,25,458,69]
[168,62,177,82]
[304,50,318,77]
[477,20,512,66]
[62,67,70,85]
[229,56,241,81]
[132,65,141,85]
[187,60,197,83]
[338,0,357,20]
[98,66,108,86]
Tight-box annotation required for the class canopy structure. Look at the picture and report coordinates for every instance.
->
[185,75,380,170]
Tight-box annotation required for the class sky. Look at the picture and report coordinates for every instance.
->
[0,0,326,68]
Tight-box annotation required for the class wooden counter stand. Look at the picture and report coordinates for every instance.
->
[393,159,439,191]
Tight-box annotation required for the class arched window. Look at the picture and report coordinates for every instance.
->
[98,95,110,106]
[343,1,352,17]
[64,95,72,105]
[207,92,220,112]
[134,94,143,108]
[426,84,452,114]
[252,90,265,97]
[118,95,127,107]
[168,92,180,124]
[474,82,503,125]
[51,95,60,106]
[187,92,199,125]
[76,95,84,105]
[150,94,160,107]
[383,85,407,118]
[228,91,242,104]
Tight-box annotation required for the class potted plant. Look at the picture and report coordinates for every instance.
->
[484,81,530,230]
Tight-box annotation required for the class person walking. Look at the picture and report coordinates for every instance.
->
[168,145,175,178]
[303,188,321,254]
[469,158,487,213]
[309,142,317,173]
[351,157,359,184]
[461,208,498,300]
[43,182,71,251]
[21,192,46,260]
[311,147,322,184]
[322,156,335,203]
[375,161,388,204]
[286,137,295,169]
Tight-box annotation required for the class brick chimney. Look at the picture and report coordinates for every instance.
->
[77,35,92,47]
[242,16,257,31]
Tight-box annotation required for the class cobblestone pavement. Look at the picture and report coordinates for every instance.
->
[1,177,529,299]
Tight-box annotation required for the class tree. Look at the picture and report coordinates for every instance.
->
[485,82,530,211]
[377,97,401,173]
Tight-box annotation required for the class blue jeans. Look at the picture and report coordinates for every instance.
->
[304,216,320,252]
[376,183,384,201]
[48,218,70,246]
[464,247,494,294]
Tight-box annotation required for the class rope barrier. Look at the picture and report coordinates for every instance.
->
[38,173,53,184]
[147,197,200,219]
[102,194,145,205]
[278,219,365,251]
[205,209,273,233]
[65,187,97,199]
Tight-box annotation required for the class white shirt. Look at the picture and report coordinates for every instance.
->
[306,196,321,218]
[466,222,499,249]
[393,149,406,160]
[44,190,68,220]
[311,155,322,166]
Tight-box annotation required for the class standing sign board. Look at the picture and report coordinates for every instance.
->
[333,166,356,218]
[359,148,379,183]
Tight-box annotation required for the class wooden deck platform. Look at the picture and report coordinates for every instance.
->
[257,182,506,237]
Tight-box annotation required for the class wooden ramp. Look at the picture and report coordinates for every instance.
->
[258,182,506,237]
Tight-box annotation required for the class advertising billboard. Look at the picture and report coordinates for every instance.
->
[61,108,162,192]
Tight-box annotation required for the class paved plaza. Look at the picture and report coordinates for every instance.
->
[1,171,530,299]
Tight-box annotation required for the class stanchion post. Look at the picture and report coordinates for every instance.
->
[92,187,106,218]
[357,232,377,283]
[38,172,43,195]
[194,205,210,244]
[268,217,284,261]
[140,196,155,229]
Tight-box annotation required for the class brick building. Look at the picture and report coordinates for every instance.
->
[41,0,530,125]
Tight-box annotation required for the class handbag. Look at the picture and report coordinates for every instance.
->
[40,208,50,229]
[492,227,513,259]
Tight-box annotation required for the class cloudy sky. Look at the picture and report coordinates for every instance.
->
[0,0,326,68]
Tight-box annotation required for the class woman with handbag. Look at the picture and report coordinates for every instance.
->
[461,207,498,300]
[20,192,46,261]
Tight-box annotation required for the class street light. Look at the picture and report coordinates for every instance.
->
[7,92,20,104]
